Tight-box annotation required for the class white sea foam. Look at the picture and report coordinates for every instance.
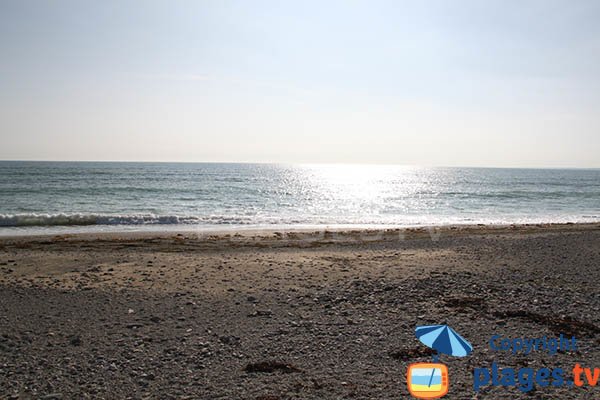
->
[0,213,204,227]
[0,212,597,229]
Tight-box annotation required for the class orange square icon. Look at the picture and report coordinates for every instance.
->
[407,363,449,399]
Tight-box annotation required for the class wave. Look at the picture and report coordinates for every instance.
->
[1,213,599,228]
[0,213,244,227]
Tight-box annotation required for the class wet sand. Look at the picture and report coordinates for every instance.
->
[1,223,599,399]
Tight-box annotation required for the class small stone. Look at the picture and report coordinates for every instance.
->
[141,372,155,380]
[248,310,272,318]
[41,394,62,400]
[69,335,82,346]
[219,335,240,345]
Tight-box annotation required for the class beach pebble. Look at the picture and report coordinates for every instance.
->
[247,295,258,303]
[68,335,82,346]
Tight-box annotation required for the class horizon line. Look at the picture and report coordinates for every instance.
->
[0,159,598,170]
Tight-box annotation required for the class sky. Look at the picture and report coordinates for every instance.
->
[1,0,599,167]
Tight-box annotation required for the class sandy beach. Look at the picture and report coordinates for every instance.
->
[1,223,599,399]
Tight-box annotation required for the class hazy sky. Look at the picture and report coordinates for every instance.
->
[1,0,599,167]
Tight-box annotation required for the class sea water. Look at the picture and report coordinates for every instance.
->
[1,161,599,235]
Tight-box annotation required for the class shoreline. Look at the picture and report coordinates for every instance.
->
[0,221,598,245]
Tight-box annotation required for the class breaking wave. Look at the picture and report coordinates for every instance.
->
[0,213,254,227]
[0,212,597,229]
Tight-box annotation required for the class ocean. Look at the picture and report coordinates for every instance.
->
[0,161,599,235]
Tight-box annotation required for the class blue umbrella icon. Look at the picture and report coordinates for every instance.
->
[415,324,473,358]
[415,325,473,388]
